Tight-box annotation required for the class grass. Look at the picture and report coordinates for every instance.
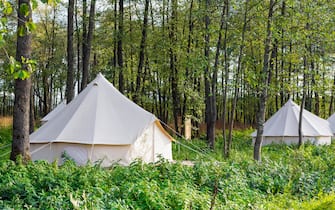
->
[0,116,12,128]
[1,117,335,209]
[0,117,12,160]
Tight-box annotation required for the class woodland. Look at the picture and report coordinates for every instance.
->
[1,0,335,208]
[1,0,335,163]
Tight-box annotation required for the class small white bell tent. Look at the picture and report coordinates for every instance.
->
[30,73,173,166]
[40,101,66,124]
[251,99,332,146]
[327,113,335,135]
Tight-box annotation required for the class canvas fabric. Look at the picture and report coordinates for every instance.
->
[30,73,173,165]
[251,99,332,145]
[327,113,335,134]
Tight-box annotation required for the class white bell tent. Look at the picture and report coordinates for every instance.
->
[327,113,335,135]
[40,101,66,124]
[251,99,332,146]
[30,73,173,166]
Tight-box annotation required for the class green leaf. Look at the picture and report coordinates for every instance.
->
[1,17,8,25]
[26,21,36,32]
[7,56,18,74]
[19,3,30,17]
[18,25,25,36]
[14,70,30,80]
[31,0,38,10]
[3,1,13,15]
[0,37,5,48]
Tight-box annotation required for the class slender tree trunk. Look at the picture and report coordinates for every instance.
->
[288,42,293,100]
[311,60,319,116]
[134,0,149,104]
[227,0,249,157]
[298,74,306,148]
[49,7,56,108]
[111,0,118,85]
[81,0,96,90]
[272,39,278,111]
[253,0,276,162]
[42,73,50,115]
[169,0,181,133]
[66,0,75,103]
[329,73,335,116]
[204,0,215,148]
[2,91,6,116]
[29,79,35,134]
[128,0,135,95]
[280,0,285,105]
[11,0,33,162]
[118,0,124,93]
[222,0,229,156]
[299,48,309,147]
[182,0,194,131]
[75,0,81,93]
[212,0,226,150]
[81,0,87,91]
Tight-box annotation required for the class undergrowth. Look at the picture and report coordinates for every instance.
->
[0,125,335,209]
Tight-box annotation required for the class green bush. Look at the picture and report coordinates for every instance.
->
[1,129,335,209]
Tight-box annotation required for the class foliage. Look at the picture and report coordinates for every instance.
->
[0,125,11,160]
[0,128,335,209]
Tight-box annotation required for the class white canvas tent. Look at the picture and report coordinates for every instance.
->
[30,73,173,166]
[251,99,332,146]
[327,113,335,135]
[40,101,66,123]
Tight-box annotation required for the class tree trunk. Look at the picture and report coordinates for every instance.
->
[212,0,226,150]
[298,81,306,148]
[2,91,6,116]
[227,0,249,157]
[182,0,194,130]
[169,0,181,134]
[299,49,308,148]
[11,0,33,162]
[81,0,96,90]
[66,0,75,103]
[222,0,229,156]
[253,0,275,162]
[288,41,292,100]
[204,0,214,149]
[134,0,149,104]
[111,0,118,85]
[311,58,319,116]
[75,0,81,93]
[42,72,50,115]
[329,73,335,116]
[81,0,88,91]
[29,78,35,134]
[118,0,124,93]
[280,0,285,105]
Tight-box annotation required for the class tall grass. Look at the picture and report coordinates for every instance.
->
[0,116,12,128]
[0,116,12,160]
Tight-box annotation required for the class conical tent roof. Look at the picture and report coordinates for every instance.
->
[41,101,66,123]
[327,113,335,134]
[252,99,332,137]
[30,73,157,145]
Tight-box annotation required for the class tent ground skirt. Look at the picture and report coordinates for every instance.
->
[252,136,331,146]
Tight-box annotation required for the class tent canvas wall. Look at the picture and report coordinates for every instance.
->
[40,101,66,124]
[251,99,332,146]
[30,73,173,166]
[327,113,335,135]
